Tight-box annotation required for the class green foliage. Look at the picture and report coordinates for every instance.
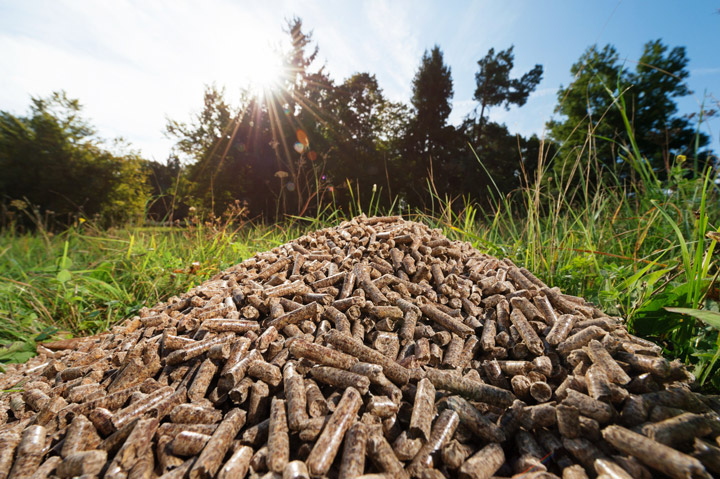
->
[144,157,186,222]
[472,46,543,137]
[404,45,460,203]
[165,85,250,215]
[166,19,338,220]
[0,92,150,227]
[409,45,455,151]
[163,23,545,220]
[327,73,408,207]
[548,40,709,190]
[0,219,304,353]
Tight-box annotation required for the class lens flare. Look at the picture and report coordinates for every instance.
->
[244,47,284,94]
[293,142,305,154]
[296,129,309,147]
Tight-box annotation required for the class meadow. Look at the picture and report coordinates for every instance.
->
[1,140,719,391]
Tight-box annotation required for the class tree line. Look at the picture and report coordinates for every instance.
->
[0,18,712,228]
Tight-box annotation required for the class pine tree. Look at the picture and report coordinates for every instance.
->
[406,45,458,200]
[473,46,543,141]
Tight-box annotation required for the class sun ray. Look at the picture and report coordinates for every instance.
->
[265,92,294,188]
[243,46,285,95]
[278,86,354,145]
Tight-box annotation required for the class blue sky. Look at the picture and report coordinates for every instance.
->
[1,0,718,161]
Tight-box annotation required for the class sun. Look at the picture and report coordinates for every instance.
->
[243,46,285,95]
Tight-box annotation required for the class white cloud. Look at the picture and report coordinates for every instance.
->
[362,0,425,102]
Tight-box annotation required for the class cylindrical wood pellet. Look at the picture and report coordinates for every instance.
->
[367,428,408,479]
[56,450,107,478]
[267,398,290,474]
[602,425,710,479]
[409,378,436,441]
[170,431,211,457]
[408,409,459,474]
[8,425,46,479]
[458,443,505,479]
[0,432,21,479]
[339,422,367,479]
[305,387,363,477]
[189,408,247,479]
[217,445,253,479]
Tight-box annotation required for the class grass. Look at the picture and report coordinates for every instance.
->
[1,93,719,391]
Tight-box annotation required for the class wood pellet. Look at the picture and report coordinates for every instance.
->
[0,215,717,479]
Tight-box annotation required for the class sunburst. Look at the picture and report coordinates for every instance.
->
[243,45,284,96]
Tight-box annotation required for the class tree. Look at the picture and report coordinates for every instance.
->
[165,85,252,216]
[0,91,149,227]
[548,40,709,188]
[405,45,458,202]
[166,18,337,220]
[411,45,454,149]
[440,46,544,205]
[630,40,703,173]
[327,73,408,207]
[546,45,624,190]
[473,46,543,140]
[455,119,545,203]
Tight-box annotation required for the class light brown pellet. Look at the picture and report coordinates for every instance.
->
[288,339,358,370]
[56,450,107,478]
[366,428,408,479]
[0,432,21,479]
[444,395,505,442]
[8,426,45,479]
[189,408,247,479]
[408,409,459,474]
[267,398,289,474]
[310,366,370,396]
[509,308,544,356]
[217,445,253,479]
[563,389,614,424]
[420,304,475,338]
[61,414,101,458]
[105,418,158,479]
[641,412,714,447]
[602,425,709,479]
[171,431,211,457]
[338,422,367,479]
[265,302,321,331]
[409,378,436,441]
[305,387,363,477]
[425,368,515,407]
[458,443,505,479]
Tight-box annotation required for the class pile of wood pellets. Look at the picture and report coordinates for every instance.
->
[1,215,719,479]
